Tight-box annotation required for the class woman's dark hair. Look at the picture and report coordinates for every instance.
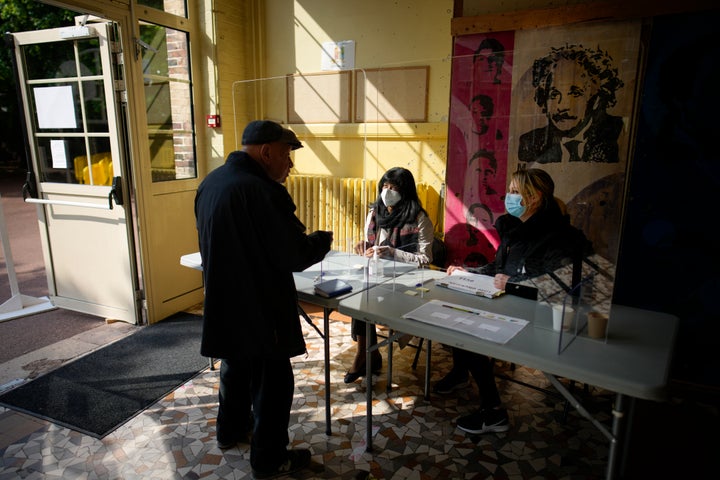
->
[373,167,426,226]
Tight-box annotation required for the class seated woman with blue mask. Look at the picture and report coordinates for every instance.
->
[437,167,591,434]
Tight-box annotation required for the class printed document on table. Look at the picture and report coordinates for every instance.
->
[435,270,504,298]
[402,299,528,344]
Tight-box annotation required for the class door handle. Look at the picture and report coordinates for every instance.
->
[109,176,124,209]
[22,171,38,200]
[22,174,122,211]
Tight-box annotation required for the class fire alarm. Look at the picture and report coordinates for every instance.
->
[206,115,221,128]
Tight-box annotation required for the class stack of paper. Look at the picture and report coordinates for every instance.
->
[313,279,353,298]
[435,270,504,299]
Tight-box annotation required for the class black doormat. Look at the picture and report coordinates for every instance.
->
[0,312,209,438]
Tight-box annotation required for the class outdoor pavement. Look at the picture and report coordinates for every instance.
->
[0,170,134,393]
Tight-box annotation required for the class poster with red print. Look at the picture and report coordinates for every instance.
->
[445,31,514,267]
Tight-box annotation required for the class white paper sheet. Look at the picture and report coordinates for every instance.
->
[435,270,504,298]
[33,86,77,129]
[402,299,528,344]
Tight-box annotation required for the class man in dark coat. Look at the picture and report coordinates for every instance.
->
[195,120,333,478]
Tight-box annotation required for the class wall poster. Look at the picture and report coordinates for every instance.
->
[445,20,642,278]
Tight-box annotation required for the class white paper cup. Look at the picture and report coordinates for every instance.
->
[552,305,575,331]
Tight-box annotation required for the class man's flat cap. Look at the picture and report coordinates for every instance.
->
[241,120,303,150]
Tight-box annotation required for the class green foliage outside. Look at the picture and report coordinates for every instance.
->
[1,0,75,170]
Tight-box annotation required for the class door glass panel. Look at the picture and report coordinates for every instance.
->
[77,38,103,76]
[83,80,109,132]
[136,0,187,18]
[23,41,76,79]
[21,29,115,186]
[140,23,196,182]
[23,37,102,79]
[85,137,114,186]
[35,136,86,183]
[34,136,113,185]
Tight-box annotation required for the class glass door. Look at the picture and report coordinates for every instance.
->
[10,21,141,323]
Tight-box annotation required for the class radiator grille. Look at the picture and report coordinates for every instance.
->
[286,175,377,253]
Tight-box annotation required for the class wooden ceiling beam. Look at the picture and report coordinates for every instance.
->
[451,0,717,35]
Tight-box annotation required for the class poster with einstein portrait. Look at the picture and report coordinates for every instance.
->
[509,20,642,264]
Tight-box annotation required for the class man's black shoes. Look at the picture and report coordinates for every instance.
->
[252,448,312,479]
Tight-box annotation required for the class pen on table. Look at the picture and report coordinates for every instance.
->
[441,304,480,315]
[313,261,325,282]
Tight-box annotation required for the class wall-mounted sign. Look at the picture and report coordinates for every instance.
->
[321,40,355,71]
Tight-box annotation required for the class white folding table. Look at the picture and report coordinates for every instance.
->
[338,271,678,480]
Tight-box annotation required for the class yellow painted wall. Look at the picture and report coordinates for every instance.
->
[211,0,589,231]
[216,0,453,211]
[214,0,263,166]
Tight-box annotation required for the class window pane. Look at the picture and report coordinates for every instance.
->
[140,23,196,182]
[36,137,114,186]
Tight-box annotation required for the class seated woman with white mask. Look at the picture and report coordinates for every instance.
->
[343,167,434,383]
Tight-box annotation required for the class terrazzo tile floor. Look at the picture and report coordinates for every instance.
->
[0,306,614,479]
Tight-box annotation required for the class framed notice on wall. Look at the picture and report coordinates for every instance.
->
[287,71,352,124]
[354,66,428,123]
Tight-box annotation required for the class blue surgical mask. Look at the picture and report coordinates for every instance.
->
[381,188,401,207]
[505,193,526,218]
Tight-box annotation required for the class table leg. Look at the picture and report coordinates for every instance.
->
[606,393,628,480]
[366,319,373,452]
[424,340,431,400]
[543,373,618,480]
[386,330,394,393]
[324,307,332,436]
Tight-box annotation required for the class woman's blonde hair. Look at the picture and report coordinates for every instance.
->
[511,167,555,209]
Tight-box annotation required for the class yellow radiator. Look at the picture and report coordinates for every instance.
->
[286,174,443,253]
[286,175,377,253]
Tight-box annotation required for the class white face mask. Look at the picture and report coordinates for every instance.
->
[381,188,402,207]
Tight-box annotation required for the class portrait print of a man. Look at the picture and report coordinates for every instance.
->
[473,37,506,85]
[463,149,505,215]
[518,44,625,164]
